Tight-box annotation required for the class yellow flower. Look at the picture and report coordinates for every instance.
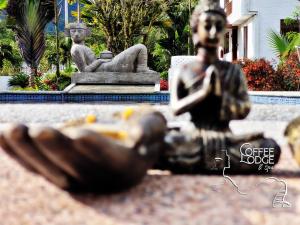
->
[85,114,97,124]
[122,107,135,120]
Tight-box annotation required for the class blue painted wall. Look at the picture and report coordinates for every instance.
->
[46,1,78,34]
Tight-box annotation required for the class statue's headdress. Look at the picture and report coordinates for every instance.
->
[191,0,227,48]
[195,0,226,18]
[64,23,91,37]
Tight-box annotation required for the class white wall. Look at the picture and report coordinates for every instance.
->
[221,0,299,61]
[251,0,299,61]
[223,29,233,61]
[238,16,257,60]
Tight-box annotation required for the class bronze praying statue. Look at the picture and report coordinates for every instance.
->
[0,0,281,193]
[156,0,281,173]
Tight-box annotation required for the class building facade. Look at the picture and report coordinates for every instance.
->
[220,0,299,62]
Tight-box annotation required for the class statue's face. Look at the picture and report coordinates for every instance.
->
[197,12,226,48]
[70,28,87,43]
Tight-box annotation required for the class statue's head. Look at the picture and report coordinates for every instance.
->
[191,0,227,50]
[65,23,91,43]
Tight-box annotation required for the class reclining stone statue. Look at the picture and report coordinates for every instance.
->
[65,23,153,73]
[0,0,282,193]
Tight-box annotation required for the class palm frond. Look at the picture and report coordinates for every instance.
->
[7,0,54,69]
[267,30,288,58]
[285,33,300,58]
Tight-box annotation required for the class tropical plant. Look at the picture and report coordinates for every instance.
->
[268,5,300,63]
[0,20,23,73]
[6,0,55,87]
[43,70,71,90]
[277,52,300,91]
[80,0,167,54]
[149,0,198,74]
[0,44,17,69]
[160,79,168,91]
[0,0,7,9]
[8,72,29,88]
[267,30,300,62]
[236,58,281,91]
[0,59,20,75]
[41,33,73,73]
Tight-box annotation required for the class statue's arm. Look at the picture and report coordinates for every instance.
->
[83,59,105,72]
[72,50,104,72]
[220,65,251,121]
[170,68,212,116]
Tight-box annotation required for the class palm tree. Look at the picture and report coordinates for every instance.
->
[268,30,300,62]
[6,0,55,87]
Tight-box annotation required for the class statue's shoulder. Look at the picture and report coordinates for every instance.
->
[216,60,234,70]
[217,60,244,78]
[216,60,248,89]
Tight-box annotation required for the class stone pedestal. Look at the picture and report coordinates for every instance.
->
[66,71,160,93]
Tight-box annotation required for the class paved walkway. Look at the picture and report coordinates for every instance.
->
[0,103,300,225]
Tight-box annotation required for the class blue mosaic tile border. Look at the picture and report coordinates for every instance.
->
[0,92,300,104]
[0,92,170,103]
[65,93,170,103]
[250,95,300,105]
[0,93,64,103]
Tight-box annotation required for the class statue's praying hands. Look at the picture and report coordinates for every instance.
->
[0,109,167,192]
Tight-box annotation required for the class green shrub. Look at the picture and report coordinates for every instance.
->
[277,52,300,90]
[43,71,71,91]
[0,60,20,76]
[160,71,168,80]
[12,87,39,91]
[8,73,29,88]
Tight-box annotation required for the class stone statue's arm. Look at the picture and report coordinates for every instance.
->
[83,59,105,72]
[170,67,212,116]
[72,50,104,72]
[220,65,251,121]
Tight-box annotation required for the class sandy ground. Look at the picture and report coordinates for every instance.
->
[0,103,300,225]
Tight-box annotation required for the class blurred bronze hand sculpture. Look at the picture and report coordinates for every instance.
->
[0,109,167,192]
[65,23,153,73]
[156,0,281,173]
[0,0,282,194]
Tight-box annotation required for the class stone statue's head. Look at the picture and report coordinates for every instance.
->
[65,23,91,43]
[191,0,227,50]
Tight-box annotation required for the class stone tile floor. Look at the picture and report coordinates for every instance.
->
[0,103,300,225]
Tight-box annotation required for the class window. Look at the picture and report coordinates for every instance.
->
[280,19,299,36]
[224,32,230,54]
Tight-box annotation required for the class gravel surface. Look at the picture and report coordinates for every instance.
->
[0,103,298,123]
[0,103,300,225]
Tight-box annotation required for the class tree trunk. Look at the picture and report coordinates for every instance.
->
[29,67,37,88]
[54,0,60,81]
[77,0,80,23]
